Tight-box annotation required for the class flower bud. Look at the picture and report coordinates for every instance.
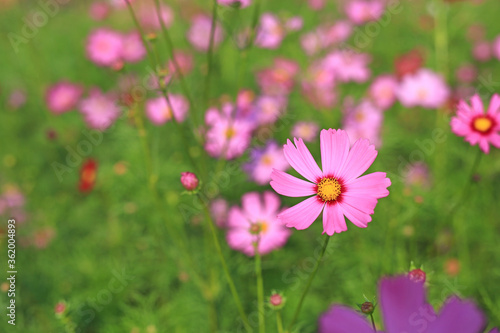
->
[180,172,199,191]
[360,301,374,314]
[54,302,67,316]
[269,292,285,310]
[409,268,426,283]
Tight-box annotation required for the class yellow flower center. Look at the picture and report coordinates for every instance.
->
[473,116,493,133]
[226,127,236,138]
[261,154,273,166]
[317,177,342,202]
[250,221,268,234]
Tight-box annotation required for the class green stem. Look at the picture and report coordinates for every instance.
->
[204,0,219,109]
[370,313,376,331]
[276,310,284,333]
[200,196,253,332]
[449,148,482,215]
[434,0,449,80]
[254,242,265,333]
[287,234,331,332]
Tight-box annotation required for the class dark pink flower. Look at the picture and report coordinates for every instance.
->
[45,81,83,114]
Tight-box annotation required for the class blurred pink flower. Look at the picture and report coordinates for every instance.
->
[455,64,478,84]
[343,99,383,147]
[33,227,56,249]
[167,51,193,77]
[46,81,83,114]
[270,129,391,235]
[146,94,189,125]
[236,89,256,119]
[291,121,319,142]
[211,198,229,228]
[256,13,285,49]
[300,31,323,56]
[308,0,325,10]
[451,94,500,154]
[79,89,121,130]
[397,69,450,109]
[86,28,123,67]
[138,4,173,31]
[243,141,289,185]
[253,95,286,125]
[493,35,500,60]
[8,89,27,109]
[187,15,224,52]
[369,75,398,110]
[204,103,253,159]
[285,16,303,32]
[217,0,252,8]
[227,191,291,256]
[404,162,431,188]
[472,41,492,62]
[345,0,385,25]
[121,32,146,63]
[256,58,299,96]
[89,2,110,21]
[324,50,371,83]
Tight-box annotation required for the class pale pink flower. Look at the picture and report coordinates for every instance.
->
[46,81,83,114]
[253,95,286,125]
[450,94,500,154]
[343,99,383,147]
[493,35,500,60]
[369,75,398,110]
[217,0,252,8]
[187,15,224,52]
[455,64,478,84]
[244,141,289,185]
[227,191,291,256]
[323,20,353,46]
[291,122,319,142]
[86,28,123,67]
[397,69,450,109]
[308,0,325,10]
[404,162,431,188]
[138,4,173,31]
[300,31,323,56]
[204,103,253,159]
[121,32,146,63]
[211,198,229,228]
[79,89,121,130]
[345,0,385,25]
[256,13,285,49]
[472,41,492,62]
[256,58,299,96]
[145,94,189,125]
[285,16,303,32]
[167,51,194,77]
[89,2,110,21]
[324,50,371,83]
[270,129,391,235]
[236,89,256,119]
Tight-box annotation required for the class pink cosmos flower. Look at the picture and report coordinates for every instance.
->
[455,64,478,84]
[450,94,500,154]
[252,95,286,125]
[472,41,492,62]
[121,32,146,63]
[138,4,173,31]
[45,81,83,114]
[270,129,391,235]
[89,1,110,21]
[300,31,323,56]
[301,60,337,109]
[256,58,299,96]
[227,191,291,256]
[404,162,431,188]
[211,198,229,228]
[145,94,189,125]
[256,13,285,49]
[79,89,121,130]
[204,103,253,159]
[217,0,252,8]
[167,51,193,77]
[86,28,123,67]
[369,75,398,110]
[397,69,450,109]
[285,16,303,32]
[308,0,325,10]
[243,141,289,185]
[345,0,385,25]
[324,50,371,83]
[187,15,224,52]
[291,121,319,142]
[343,99,383,147]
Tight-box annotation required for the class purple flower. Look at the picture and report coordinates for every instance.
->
[319,275,496,333]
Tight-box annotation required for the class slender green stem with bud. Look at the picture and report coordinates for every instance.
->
[276,310,284,333]
[287,234,331,332]
[254,242,265,333]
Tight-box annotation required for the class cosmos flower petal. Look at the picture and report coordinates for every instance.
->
[278,196,324,230]
[318,306,374,333]
[470,94,484,114]
[262,191,281,217]
[341,192,377,215]
[323,203,347,235]
[270,169,317,197]
[345,172,391,199]
[242,192,262,221]
[283,139,322,182]
[489,328,500,333]
[338,202,371,228]
[320,129,350,177]
[487,94,500,116]
[227,207,249,228]
[338,138,377,181]
[380,276,432,333]
[427,297,486,333]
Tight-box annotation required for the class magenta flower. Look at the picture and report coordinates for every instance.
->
[180,172,199,191]
[319,275,497,333]
[45,81,83,114]
[450,94,500,154]
[86,28,123,67]
[226,191,291,256]
[345,0,385,25]
[270,129,390,235]
[79,89,121,130]
[243,141,290,186]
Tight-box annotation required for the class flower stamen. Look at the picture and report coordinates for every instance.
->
[317,177,342,202]
[473,116,493,133]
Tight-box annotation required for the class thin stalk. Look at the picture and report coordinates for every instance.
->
[370,313,376,331]
[276,311,284,333]
[254,242,265,333]
[449,148,482,215]
[199,196,253,333]
[204,0,219,109]
[287,235,331,332]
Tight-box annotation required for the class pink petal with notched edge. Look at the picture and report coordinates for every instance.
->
[320,129,350,177]
[270,169,317,197]
[323,203,347,235]
[338,202,371,228]
[283,138,323,182]
[427,297,486,333]
[241,192,262,222]
[380,276,433,333]
[338,138,377,182]
[318,305,374,333]
[470,94,484,114]
[262,191,281,218]
[344,172,391,199]
[341,192,378,215]
[277,196,324,229]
